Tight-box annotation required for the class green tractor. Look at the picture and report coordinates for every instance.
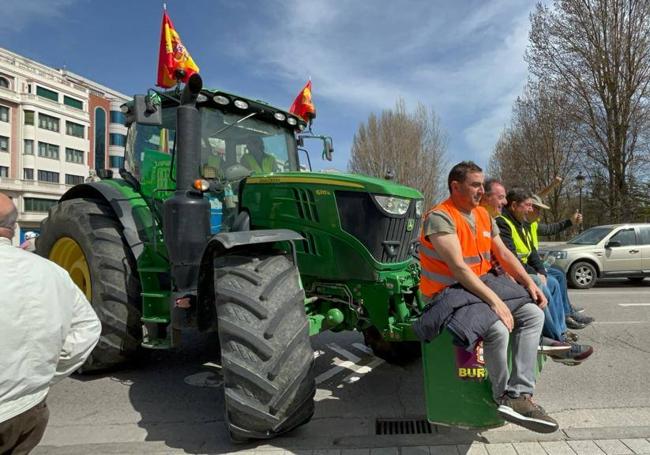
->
[37,74,425,440]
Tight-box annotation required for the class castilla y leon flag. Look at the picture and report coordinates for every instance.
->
[289,80,316,122]
[156,8,199,88]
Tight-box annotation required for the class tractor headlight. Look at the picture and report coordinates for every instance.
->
[373,195,410,216]
[234,99,248,109]
[274,112,286,121]
[415,200,424,217]
[213,95,230,105]
[287,117,297,126]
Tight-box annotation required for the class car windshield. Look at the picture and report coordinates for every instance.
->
[567,226,614,245]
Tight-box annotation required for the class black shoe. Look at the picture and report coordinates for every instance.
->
[571,313,594,324]
[497,394,559,433]
[563,331,579,343]
[566,315,587,330]
[548,343,593,365]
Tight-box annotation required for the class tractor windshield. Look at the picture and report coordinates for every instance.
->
[199,108,298,179]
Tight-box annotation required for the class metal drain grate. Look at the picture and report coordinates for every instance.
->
[375,418,433,435]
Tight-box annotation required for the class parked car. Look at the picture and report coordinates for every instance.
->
[542,223,650,289]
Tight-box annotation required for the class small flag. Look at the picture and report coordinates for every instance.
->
[157,8,199,88]
[289,80,316,123]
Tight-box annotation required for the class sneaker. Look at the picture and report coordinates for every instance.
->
[497,394,559,433]
[538,337,572,353]
[563,331,579,343]
[571,313,594,324]
[548,343,594,365]
[566,315,588,330]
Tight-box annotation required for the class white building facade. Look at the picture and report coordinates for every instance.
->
[0,47,129,245]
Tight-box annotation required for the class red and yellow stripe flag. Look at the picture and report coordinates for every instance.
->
[156,8,199,88]
[289,80,316,122]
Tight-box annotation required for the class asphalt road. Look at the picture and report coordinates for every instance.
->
[37,278,650,453]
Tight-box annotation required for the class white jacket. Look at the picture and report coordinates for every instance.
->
[0,237,101,423]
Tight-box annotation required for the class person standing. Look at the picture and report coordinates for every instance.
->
[0,192,101,454]
[413,161,558,433]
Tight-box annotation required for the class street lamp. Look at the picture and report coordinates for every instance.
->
[576,172,585,231]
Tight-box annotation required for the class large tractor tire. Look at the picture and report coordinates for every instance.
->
[363,326,421,366]
[214,254,315,441]
[37,198,142,371]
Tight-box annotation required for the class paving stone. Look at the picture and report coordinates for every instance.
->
[539,441,576,455]
[457,442,488,454]
[511,442,546,455]
[341,450,370,455]
[400,446,430,455]
[621,439,650,455]
[313,450,341,455]
[566,440,605,455]
[594,439,633,455]
[370,448,398,455]
[427,445,459,455]
[285,451,313,455]
[485,443,518,455]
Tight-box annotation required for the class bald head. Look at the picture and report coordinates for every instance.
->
[0,192,18,239]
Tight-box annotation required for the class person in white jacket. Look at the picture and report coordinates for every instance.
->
[0,192,101,454]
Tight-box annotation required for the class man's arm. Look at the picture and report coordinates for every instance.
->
[52,284,102,384]
[429,233,514,330]
[491,235,547,309]
[537,219,572,236]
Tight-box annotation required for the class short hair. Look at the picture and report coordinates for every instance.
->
[447,161,483,193]
[505,187,532,207]
[0,201,17,231]
[484,178,503,195]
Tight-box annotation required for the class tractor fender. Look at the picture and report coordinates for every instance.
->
[60,182,154,261]
[196,229,304,331]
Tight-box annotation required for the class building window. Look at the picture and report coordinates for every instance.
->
[24,139,34,155]
[110,110,126,124]
[24,197,57,212]
[37,170,59,183]
[109,156,124,168]
[38,142,59,160]
[109,133,126,147]
[38,113,59,132]
[0,166,8,177]
[24,168,33,180]
[65,174,84,185]
[95,107,106,170]
[65,148,84,164]
[64,96,83,110]
[0,77,9,89]
[36,86,58,102]
[24,110,34,125]
[0,106,8,122]
[0,136,8,153]
[66,121,84,138]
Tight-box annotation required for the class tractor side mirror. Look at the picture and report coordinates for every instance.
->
[322,137,334,162]
[131,94,162,126]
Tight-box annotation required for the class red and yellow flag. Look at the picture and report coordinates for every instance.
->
[289,80,316,122]
[156,9,199,88]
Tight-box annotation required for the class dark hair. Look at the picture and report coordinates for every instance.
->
[505,187,532,207]
[447,161,483,193]
[484,178,503,195]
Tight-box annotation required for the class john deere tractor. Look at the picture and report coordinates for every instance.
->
[37,74,424,440]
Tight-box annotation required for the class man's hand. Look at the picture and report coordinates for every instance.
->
[572,210,583,225]
[490,299,514,331]
[538,273,547,286]
[526,283,548,309]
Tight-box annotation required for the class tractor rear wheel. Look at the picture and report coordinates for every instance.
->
[363,326,421,366]
[37,198,142,371]
[214,254,315,441]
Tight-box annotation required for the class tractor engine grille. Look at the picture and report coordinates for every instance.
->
[335,191,421,263]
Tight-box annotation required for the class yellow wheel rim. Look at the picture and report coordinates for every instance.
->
[49,237,92,300]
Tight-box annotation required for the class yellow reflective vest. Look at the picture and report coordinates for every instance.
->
[497,215,534,264]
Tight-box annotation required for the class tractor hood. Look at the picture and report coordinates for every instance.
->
[246,171,423,199]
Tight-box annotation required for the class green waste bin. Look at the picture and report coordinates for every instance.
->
[421,329,546,429]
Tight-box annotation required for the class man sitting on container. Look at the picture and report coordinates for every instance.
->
[241,136,277,174]
[413,161,558,433]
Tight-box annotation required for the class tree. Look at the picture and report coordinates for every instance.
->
[349,99,447,207]
[527,0,650,222]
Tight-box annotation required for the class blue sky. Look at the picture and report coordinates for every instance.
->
[1,0,535,172]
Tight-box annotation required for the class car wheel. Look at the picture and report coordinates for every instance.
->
[568,261,597,289]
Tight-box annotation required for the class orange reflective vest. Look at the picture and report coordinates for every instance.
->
[419,198,493,297]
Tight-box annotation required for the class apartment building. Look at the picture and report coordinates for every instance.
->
[0,47,129,245]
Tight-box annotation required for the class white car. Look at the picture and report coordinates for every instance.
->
[543,223,650,289]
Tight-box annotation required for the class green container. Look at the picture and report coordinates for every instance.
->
[422,329,546,429]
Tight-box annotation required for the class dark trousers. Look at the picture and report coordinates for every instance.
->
[0,399,49,455]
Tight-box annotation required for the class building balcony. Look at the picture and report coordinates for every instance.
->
[0,177,71,196]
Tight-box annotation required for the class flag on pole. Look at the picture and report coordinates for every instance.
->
[289,80,316,123]
[157,8,199,88]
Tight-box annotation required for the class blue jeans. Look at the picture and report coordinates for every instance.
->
[547,266,574,316]
[530,273,567,341]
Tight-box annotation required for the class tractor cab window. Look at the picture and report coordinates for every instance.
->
[125,108,176,179]
[199,108,298,179]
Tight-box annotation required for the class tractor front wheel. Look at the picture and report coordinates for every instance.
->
[214,254,315,441]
